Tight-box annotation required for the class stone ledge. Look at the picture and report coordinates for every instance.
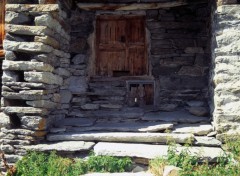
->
[94,142,225,162]
[24,72,63,85]
[47,132,194,144]
[3,107,49,115]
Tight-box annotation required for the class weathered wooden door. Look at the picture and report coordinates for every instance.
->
[96,15,147,77]
[0,0,6,57]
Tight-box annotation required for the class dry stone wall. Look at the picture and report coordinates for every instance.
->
[0,1,71,163]
[212,1,240,139]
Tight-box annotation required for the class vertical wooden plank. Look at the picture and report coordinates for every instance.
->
[144,84,154,105]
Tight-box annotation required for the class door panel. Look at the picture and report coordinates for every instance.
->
[96,15,147,77]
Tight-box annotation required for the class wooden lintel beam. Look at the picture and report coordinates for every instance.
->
[77,1,188,11]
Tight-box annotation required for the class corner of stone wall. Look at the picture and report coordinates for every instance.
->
[212,0,240,141]
[0,0,70,164]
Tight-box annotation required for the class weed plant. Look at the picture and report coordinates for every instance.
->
[150,136,240,176]
[12,151,132,176]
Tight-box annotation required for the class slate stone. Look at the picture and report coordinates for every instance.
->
[68,122,174,132]
[142,111,209,123]
[60,90,72,103]
[94,142,225,162]
[68,76,87,94]
[72,54,86,65]
[24,72,63,85]
[172,124,213,136]
[25,141,95,152]
[47,132,194,144]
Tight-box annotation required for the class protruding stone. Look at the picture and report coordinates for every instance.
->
[194,137,222,147]
[24,72,63,85]
[3,61,54,72]
[34,36,60,49]
[6,4,59,13]
[25,141,95,152]
[2,90,51,100]
[2,71,19,82]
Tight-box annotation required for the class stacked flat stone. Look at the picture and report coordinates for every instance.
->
[212,2,240,139]
[1,1,70,163]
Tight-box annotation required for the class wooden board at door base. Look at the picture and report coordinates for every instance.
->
[95,15,148,77]
[0,0,6,57]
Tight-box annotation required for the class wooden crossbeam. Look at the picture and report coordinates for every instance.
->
[77,1,188,11]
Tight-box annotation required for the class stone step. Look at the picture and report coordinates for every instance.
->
[47,132,194,144]
[65,121,174,133]
[24,141,95,152]
[143,110,209,123]
[94,142,225,162]
[83,172,153,176]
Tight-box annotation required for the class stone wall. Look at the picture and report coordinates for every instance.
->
[212,1,240,139]
[0,0,70,163]
[146,4,211,109]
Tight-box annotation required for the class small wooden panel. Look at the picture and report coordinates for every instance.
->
[96,15,147,77]
[0,0,6,57]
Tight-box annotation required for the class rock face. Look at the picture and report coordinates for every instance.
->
[212,4,240,135]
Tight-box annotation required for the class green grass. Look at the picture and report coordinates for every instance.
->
[12,152,132,176]
[149,137,240,176]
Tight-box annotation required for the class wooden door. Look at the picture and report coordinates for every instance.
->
[96,15,147,77]
[0,0,6,57]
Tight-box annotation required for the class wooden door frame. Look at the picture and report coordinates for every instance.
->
[95,14,149,77]
[0,0,6,57]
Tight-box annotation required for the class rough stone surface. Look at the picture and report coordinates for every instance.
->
[24,72,63,85]
[3,61,54,72]
[163,166,181,176]
[0,112,11,128]
[4,107,48,115]
[20,116,49,130]
[172,124,213,136]
[60,90,72,103]
[26,100,57,109]
[68,76,87,94]
[187,107,209,117]
[6,4,59,13]
[194,137,222,147]
[25,141,95,152]
[47,132,194,144]
[68,122,174,132]
[5,11,32,24]
[94,142,225,162]
[143,111,209,123]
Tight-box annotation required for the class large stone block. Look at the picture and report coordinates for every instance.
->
[24,72,63,85]
[3,61,54,72]
[34,36,60,49]
[5,11,32,25]
[0,113,11,129]
[2,71,20,82]
[3,41,53,53]
[2,90,51,100]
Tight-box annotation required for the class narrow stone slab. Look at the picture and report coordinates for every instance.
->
[24,72,63,85]
[25,141,95,152]
[6,4,59,12]
[143,111,209,123]
[47,132,194,144]
[172,124,213,136]
[68,122,173,132]
[83,172,153,176]
[94,142,225,162]
[4,107,48,115]
[54,118,95,128]
[2,61,54,72]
